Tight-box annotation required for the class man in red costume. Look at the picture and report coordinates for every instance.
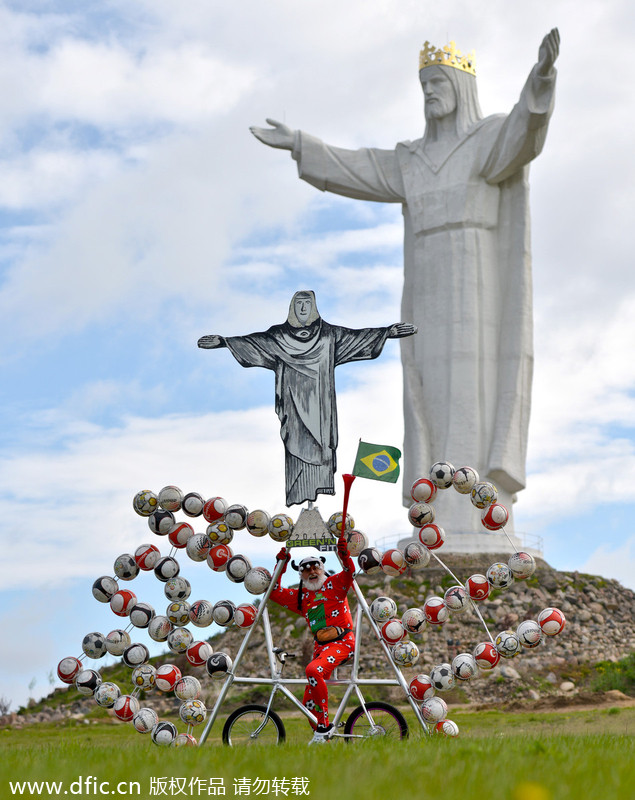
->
[270,535,355,744]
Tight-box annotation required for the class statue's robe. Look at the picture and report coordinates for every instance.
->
[226,320,390,506]
[290,65,556,528]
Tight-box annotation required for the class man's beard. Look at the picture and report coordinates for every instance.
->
[302,574,326,592]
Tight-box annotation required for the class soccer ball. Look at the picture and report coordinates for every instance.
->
[537,607,566,636]
[57,656,82,684]
[430,663,455,692]
[206,521,233,546]
[148,509,175,535]
[182,492,205,517]
[82,632,107,659]
[151,721,178,747]
[180,699,207,726]
[403,542,430,570]
[244,567,272,595]
[131,664,156,690]
[465,574,490,601]
[495,629,521,658]
[402,608,426,634]
[226,554,252,583]
[508,551,536,580]
[269,514,294,542]
[420,696,448,722]
[424,596,449,625]
[186,641,214,667]
[113,554,140,581]
[174,734,197,747]
[105,629,131,656]
[381,618,407,645]
[167,627,194,655]
[154,556,180,582]
[418,523,445,550]
[174,675,202,701]
[133,490,158,517]
[358,548,383,574]
[452,466,479,494]
[370,596,397,622]
[207,544,233,572]
[164,576,191,601]
[75,669,102,695]
[212,600,236,626]
[246,509,271,537]
[113,694,139,722]
[481,503,509,530]
[225,504,248,530]
[409,674,435,701]
[234,604,258,628]
[486,562,514,590]
[473,641,501,670]
[94,682,121,708]
[168,522,194,549]
[435,719,460,737]
[134,544,160,571]
[155,664,182,692]
[381,549,407,576]
[517,619,543,648]
[148,616,173,642]
[122,643,150,668]
[408,502,435,527]
[92,576,119,603]
[186,533,213,562]
[203,496,227,523]
[166,600,191,627]
[410,478,438,504]
[133,707,159,734]
[452,653,478,681]
[189,599,215,627]
[391,640,419,667]
[129,603,156,629]
[345,530,369,557]
[327,512,354,535]
[110,590,137,617]
[429,461,455,489]
[444,585,469,613]
[158,485,182,512]
[206,652,233,681]
[470,481,498,509]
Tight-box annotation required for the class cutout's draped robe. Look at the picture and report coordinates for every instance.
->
[290,65,556,512]
[226,321,390,506]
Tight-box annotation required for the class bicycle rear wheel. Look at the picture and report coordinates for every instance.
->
[222,704,286,746]
[343,701,409,742]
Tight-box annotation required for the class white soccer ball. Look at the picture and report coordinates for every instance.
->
[358,548,383,574]
[443,585,469,613]
[129,603,156,629]
[94,682,121,708]
[166,600,191,627]
[158,485,183,512]
[269,514,294,542]
[495,629,521,658]
[430,663,455,692]
[225,554,252,583]
[167,627,194,655]
[164,576,191,601]
[92,576,119,603]
[246,509,271,537]
[182,492,205,517]
[429,461,455,489]
[186,533,212,562]
[122,643,150,668]
[243,567,272,595]
[148,509,175,535]
[391,640,419,667]
[133,707,159,734]
[113,553,139,582]
[179,699,207,726]
[327,512,354,535]
[189,599,215,627]
[133,489,158,517]
[452,466,479,494]
[212,600,236,626]
[486,562,514,590]
[82,632,107,659]
[508,551,536,580]
[345,530,369,557]
[435,719,460,737]
[408,502,435,527]
[370,596,397,622]
[452,653,478,681]
[224,504,248,530]
[402,607,426,634]
[403,541,430,570]
[75,669,102,695]
[470,481,497,509]
[206,522,233,546]
[174,675,202,701]
[105,629,131,656]
[151,721,178,747]
[148,615,173,642]
[517,619,543,649]
[421,696,448,722]
[153,556,180,582]
[131,664,157,690]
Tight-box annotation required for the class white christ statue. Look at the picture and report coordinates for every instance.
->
[250,30,559,534]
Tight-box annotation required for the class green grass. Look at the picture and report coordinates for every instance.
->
[1,709,634,799]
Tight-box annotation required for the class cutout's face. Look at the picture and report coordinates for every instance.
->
[294,297,313,324]
[420,66,457,120]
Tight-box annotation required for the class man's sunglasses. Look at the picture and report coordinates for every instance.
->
[299,561,322,572]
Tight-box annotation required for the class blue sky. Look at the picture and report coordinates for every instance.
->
[1,0,634,712]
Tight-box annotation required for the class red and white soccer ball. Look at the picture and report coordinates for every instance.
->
[465,574,490,601]
[174,733,198,747]
[408,502,435,528]
[134,544,160,571]
[537,607,566,636]
[452,653,478,681]
[381,548,407,576]
[203,496,227,523]
[370,596,398,622]
[517,620,543,648]
[410,478,438,504]
[207,544,233,572]
[508,551,536,580]
[418,524,445,550]
[186,641,214,667]
[246,509,271,537]
[234,604,258,628]
[168,522,194,549]
[424,596,449,625]
[481,503,509,531]
[435,719,460,737]
[452,466,479,495]
[155,664,182,693]
[381,618,407,645]
[402,607,426,634]
[495,629,521,659]
[409,674,435,701]
[113,694,139,722]
[472,641,500,670]
[391,640,419,667]
[444,585,469,613]
[403,541,430,570]
[429,461,455,489]
[57,656,82,684]
[421,696,448,722]
[110,590,137,617]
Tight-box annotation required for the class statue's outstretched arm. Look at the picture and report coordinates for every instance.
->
[249,118,296,150]
[537,28,560,76]
[197,335,227,349]
[387,323,417,339]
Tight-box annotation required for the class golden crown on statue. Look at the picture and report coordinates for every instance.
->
[419,40,476,76]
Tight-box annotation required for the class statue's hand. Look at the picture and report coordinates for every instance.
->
[537,28,560,76]
[388,323,417,339]
[249,118,295,150]
[197,335,226,349]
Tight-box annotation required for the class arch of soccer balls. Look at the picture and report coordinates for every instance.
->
[55,462,565,745]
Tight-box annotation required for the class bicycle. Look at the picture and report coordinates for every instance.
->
[221,646,409,745]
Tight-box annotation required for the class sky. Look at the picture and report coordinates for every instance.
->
[1,0,634,713]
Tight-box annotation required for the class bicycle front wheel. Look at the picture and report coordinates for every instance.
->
[343,701,409,742]
[222,704,286,746]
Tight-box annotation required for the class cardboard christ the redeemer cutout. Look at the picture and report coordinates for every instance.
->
[198,291,416,508]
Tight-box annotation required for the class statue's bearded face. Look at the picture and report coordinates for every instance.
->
[295,297,313,324]
[420,66,457,120]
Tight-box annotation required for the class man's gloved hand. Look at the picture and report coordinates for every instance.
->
[337,534,349,558]
[276,547,291,563]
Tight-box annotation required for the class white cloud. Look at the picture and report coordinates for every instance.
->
[578,537,635,591]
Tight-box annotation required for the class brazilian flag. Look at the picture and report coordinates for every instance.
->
[352,441,401,483]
